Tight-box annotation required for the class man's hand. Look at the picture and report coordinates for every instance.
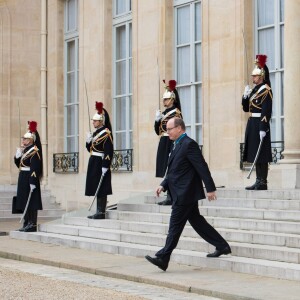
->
[102,167,108,175]
[86,132,93,143]
[156,186,164,197]
[259,131,266,140]
[15,147,23,159]
[155,110,163,122]
[30,184,36,192]
[207,191,217,201]
[243,85,252,98]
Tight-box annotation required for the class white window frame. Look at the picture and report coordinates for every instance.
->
[112,1,132,150]
[174,0,202,145]
[64,0,79,152]
[255,0,284,142]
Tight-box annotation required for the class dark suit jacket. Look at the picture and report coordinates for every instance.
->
[160,135,216,206]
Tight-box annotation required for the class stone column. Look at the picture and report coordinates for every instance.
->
[281,1,300,164]
[272,1,300,189]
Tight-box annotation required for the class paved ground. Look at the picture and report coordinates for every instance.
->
[1,221,300,300]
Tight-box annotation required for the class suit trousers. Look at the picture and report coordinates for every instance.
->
[155,202,229,262]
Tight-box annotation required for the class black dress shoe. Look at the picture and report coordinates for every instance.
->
[145,255,168,271]
[245,178,260,190]
[207,247,231,258]
[87,212,106,219]
[157,199,172,206]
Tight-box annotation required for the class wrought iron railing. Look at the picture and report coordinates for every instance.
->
[111,149,133,172]
[240,141,284,170]
[53,152,79,173]
[53,149,133,173]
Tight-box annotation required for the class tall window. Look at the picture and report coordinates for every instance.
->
[174,0,202,145]
[64,0,79,152]
[255,0,284,141]
[113,0,132,150]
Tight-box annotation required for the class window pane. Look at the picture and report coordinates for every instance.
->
[129,58,132,93]
[116,61,126,95]
[195,2,201,41]
[129,23,132,57]
[280,25,284,68]
[177,46,190,84]
[258,28,275,69]
[67,41,75,71]
[129,96,132,130]
[67,136,76,152]
[116,25,126,59]
[115,132,126,149]
[195,43,202,82]
[177,86,191,124]
[257,0,274,27]
[67,72,75,104]
[116,0,126,15]
[196,125,202,145]
[280,0,284,22]
[177,6,190,45]
[115,97,126,130]
[67,0,76,31]
[67,105,76,135]
[281,72,284,116]
[195,84,202,123]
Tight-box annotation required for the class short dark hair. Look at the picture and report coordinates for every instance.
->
[173,117,185,131]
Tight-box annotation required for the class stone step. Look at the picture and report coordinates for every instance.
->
[39,222,300,264]
[61,216,300,248]
[0,209,65,219]
[106,210,300,235]
[117,202,300,222]
[145,196,300,210]
[9,230,300,281]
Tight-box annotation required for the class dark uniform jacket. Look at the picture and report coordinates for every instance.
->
[154,106,182,177]
[85,126,113,197]
[242,83,273,163]
[14,145,43,211]
[160,134,216,206]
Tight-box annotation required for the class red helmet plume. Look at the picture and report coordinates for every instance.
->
[95,102,103,114]
[28,121,37,133]
[255,54,267,68]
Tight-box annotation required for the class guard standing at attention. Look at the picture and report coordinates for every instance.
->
[14,121,43,232]
[242,64,273,190]
[85,102,113,219]
[154,80,182,205]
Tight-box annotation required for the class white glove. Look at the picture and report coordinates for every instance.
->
[86,132,93,143]
[102,167,108,175]
[30,184,36,191]
[243,85,252,98]
[15,148,23,159]
[259,131,266,140]
[155,110,163,122]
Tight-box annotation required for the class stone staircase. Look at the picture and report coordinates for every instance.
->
[0,185,65,222]
[10,189,300,281]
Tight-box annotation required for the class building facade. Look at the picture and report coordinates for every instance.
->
[0,0,299,211]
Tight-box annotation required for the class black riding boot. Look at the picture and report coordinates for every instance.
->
[255,163,268,190]
[246,163,261,190]
[24,210,38,232]
[88,196,107,219]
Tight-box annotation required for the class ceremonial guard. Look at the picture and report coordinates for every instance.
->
[255,54,271,87]
[14,121,43,232]
[154,80,182,205]
[85,102,113,219]
[242,61,273,190]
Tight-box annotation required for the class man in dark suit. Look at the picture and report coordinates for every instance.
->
[145,118,231,271]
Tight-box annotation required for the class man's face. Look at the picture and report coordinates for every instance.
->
[166,119,182,141]
[163,98,174,108]
[22,138,33,147]
[252,75,263,85]
[93,120,102,128]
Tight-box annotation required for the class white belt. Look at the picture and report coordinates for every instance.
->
[91,151,104,158]
[20,167,30,171]
[161,133,169,137]
[250,113,261,117]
